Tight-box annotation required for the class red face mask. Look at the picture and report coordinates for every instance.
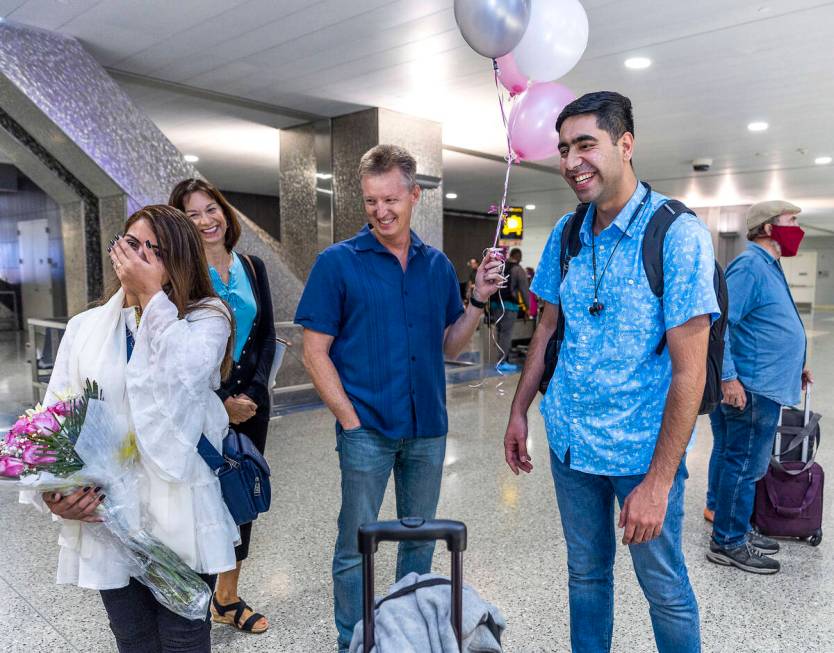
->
[769,224,805,257]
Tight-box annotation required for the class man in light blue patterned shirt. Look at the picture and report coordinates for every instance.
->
[503,92,719,653]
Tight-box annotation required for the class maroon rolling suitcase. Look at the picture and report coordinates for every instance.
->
[753,387,823,546]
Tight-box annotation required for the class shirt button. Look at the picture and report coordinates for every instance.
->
[573,393,579,399]
[404,291,409,296]
[576,364,583,370]
[628,279,634,285]
[411,356,416,361]
[599,244,605,251]
[572,418,579,424]
[235,364,241,369]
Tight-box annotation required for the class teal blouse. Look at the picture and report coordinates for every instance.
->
[209,251,257,362]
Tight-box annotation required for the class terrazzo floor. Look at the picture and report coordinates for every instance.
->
[1,315,833,652]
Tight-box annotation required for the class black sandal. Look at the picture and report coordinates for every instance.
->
[210,595,268,633]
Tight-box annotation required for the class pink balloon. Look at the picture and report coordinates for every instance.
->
[495,53,529,96]
[508,82,575,161]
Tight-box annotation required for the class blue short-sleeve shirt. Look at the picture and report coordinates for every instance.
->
[531,183,720,476]
[294,225,464,439]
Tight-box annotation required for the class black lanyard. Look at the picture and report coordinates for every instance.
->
[589,182,652,316]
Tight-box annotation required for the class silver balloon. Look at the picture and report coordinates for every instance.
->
[454,0,532,59]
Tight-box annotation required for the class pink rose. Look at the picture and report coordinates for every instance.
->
[21,443,56,465]
[47,400,73,417]
[9,417,35,438]
[0,455,25,477]
[30,411,60,436]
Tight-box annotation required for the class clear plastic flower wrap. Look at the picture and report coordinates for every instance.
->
[1,383,211,621]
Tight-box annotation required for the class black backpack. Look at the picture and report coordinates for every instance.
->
[538,199,729,415]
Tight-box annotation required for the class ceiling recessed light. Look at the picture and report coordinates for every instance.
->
[747,121,769,132]
[814,156,832,165]
[624,57,652,70]
[445,192,458,199]
[184,154,199,162]
[525,204,536,210]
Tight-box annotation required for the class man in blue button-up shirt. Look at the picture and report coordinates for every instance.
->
[504,92,718,653]
[705,200,812,575]
[295,144,502,652]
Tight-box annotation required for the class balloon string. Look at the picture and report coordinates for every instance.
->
[468,60,517,393]
[492,58,517,249]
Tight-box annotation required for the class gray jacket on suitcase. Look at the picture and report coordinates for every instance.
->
[349,572,506,653]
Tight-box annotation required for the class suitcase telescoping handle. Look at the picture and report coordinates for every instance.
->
[358,518,467,653]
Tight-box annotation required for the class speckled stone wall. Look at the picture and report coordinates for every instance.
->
[331,110,379,244]
[0,20,302,319]
[331,108,443,249]
[278,124,319,281]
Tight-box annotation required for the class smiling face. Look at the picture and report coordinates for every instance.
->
[360,168,420,244]
[182,190,227,248]
[124,217,170,286]
[558,113,634,205]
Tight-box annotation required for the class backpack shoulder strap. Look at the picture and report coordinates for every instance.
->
[559,204,588,280]
[642,199,693,298]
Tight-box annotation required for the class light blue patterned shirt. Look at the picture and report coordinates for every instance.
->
[531,183,720,476]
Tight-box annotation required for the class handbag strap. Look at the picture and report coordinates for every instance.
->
[241,253,257,284]
[197,434,225,472]
[771,412,822,475]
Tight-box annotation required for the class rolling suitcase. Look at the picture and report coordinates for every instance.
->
[753,386,824,546]
[358,518,466,653]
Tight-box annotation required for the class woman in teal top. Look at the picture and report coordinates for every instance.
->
[170,179,276,635]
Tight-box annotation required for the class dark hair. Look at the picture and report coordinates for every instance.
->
[358,144,417,189]
[104,205,234,379]
[168,178,241,253]
[555,91,635,145]
[509,247,522,261]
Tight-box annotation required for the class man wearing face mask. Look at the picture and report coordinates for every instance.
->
[705,200,812,574]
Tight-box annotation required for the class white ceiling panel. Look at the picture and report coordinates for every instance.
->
[4,0,834,229]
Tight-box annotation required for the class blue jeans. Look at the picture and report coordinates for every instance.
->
[705,411,725,512]
[333,427,446,651]
[710,391,781,548]
[550,449,700,653]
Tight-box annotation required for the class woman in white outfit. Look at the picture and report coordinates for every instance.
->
[26,205,239,652]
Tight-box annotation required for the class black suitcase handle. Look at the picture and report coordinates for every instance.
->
[359,518,467,653]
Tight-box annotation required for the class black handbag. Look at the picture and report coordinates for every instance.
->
[197,429,271,525]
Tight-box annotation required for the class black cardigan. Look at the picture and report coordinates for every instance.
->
[216,253,276,414]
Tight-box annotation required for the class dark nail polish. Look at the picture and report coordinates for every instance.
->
[106,247,111,253]
[99,494,106,501]
[94,486,102,492]
[82,486,91,492]
[115,235,121,240]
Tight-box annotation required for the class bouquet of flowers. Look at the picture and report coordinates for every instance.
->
[1,381,211,621]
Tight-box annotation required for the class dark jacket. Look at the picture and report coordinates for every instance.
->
[216,253,276,415]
